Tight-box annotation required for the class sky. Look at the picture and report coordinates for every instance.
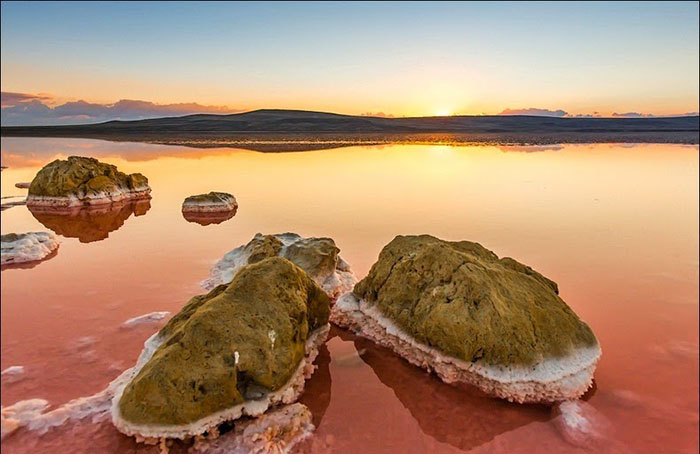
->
[1,1,698,125]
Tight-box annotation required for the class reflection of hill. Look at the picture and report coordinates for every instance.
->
[29,200,151,243]
[182,207,237,226]
[353,336,551,451]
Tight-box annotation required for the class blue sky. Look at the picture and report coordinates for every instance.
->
[1,1,698,124]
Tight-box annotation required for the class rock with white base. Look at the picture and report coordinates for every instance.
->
[111,257,331,441]
[331,235,601,404]
[182,192,238,213]
[26,156,151,208]
[1,232,59,265]
[203,232,356,301]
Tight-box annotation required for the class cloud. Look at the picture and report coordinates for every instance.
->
[1,92,244,126]
[498,108,568,117]
[1,91,53,108]
[612,111,699,118]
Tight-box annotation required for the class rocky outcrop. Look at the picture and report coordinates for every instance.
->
[182,192,238,213]
[202,233,356,301]
[111,257,331,440]
[1,232,59,265]
[26,156,151,208]
[331,235,601,403]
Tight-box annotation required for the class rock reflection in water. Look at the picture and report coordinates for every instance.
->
[182,207,237,226]
[352,335,552,451]
[28,200,151,243]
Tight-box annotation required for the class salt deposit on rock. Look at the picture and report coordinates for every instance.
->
[182,192,238,213]
[202,232,356,301]
[121,311,171,328]
[1,399,49,439]
[331,235,601,404]
[1,366,25,384]
[112,257,331,441]
[26,156,151,208]
[1,232,59,265]
[190,403,314,454]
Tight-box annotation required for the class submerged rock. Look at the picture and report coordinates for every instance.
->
[190,403,314,454]
[112,257,331,440]
[1,232,59,266]
[331,235,601,403]
[202,233,357,301]
[182,192,238,213]
[26,156,151,208]
[1,366,25,384]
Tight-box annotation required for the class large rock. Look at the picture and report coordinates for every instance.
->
[1,232,59,266]
[203,233,357,301]
[26,156,151,208]
[111,257,331,440]
[331,235,601,403]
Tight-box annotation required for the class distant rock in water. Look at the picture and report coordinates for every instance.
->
[14,182,31,189]
[182,191,238,213]
[1,232,59,266]
[121,311,170,328]
[111,257,330,440]
[28,199,151,243]
[26,156,151,209]
[331,234,601,404]
[202,232,357,301]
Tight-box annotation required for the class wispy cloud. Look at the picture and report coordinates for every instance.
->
[611,111,700,118]
[1,92,243,126]
[498,108,568,117]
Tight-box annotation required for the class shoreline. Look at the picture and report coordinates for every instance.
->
[1,131,698,152]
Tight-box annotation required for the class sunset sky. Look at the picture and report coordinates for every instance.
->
[1,1,698,125]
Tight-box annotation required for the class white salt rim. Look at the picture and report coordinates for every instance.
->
[0,232,59,265]
[201,233,357,300]
[331,292,601,403]
[26,186,151,208]
[111,323,330,439]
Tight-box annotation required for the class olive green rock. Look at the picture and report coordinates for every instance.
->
[354,235,598,366]
[182,192,237,207]
[27,156,149,199]
[118,257,330,426]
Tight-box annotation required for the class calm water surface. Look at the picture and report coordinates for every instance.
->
[1,138,698,453]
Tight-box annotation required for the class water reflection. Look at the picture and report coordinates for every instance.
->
[28,200,151,243]
[182,206,237,226]
[352,334,551,451]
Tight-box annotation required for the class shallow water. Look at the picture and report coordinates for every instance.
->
[1,138,698,453]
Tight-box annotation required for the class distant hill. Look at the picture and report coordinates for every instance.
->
[2,109,698,146]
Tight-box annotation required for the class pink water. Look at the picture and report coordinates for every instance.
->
[1,139,698,453]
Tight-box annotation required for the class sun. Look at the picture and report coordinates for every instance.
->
[434,109,452,117]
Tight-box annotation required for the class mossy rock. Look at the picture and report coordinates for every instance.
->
[182,192,237,206]
[354,235,598,366]
[118,257,330,426]
[244,234,340,282]
[28,156,149,199]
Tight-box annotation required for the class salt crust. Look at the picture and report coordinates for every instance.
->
[190,402,314,454]
[1,232,59,265]
[111,324,330,439]
[122,311,171,328]
[201,233,356,300]
[25,186,151,208]
[331,292,601,403]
